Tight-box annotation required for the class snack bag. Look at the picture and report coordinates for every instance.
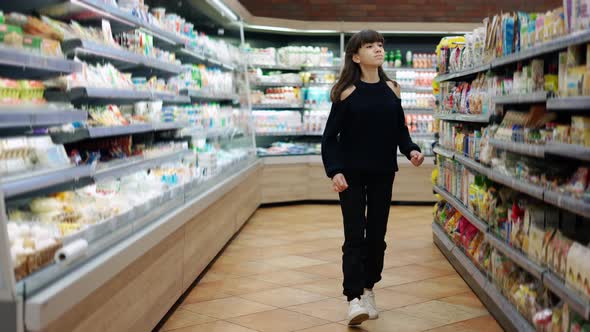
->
[468,232,484,258]
[565,167,590,198]
[566,243,590,299]
[542,228,557,266]
[461,219,479,250]
[527,222,546,265]
[548,231,574,278]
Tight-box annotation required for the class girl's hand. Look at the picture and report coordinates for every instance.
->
[410,151,424,167]
[332,173,349,192]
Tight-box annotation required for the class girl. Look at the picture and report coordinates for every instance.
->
[321,29,425,326]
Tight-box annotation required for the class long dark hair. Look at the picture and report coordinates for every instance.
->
[331,29,391,103]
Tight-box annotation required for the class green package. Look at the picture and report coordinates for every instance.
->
[22,35,42,52]
[0,24,23,46]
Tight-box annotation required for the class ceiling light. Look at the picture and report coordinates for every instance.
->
[349,30,470,35]
[207,0,239,22]
[246,24,339,34]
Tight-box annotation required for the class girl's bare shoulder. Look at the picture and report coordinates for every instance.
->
[340,86,357,101]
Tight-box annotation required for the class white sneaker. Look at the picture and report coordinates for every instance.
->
[361,289,379,319]
[347,298,369,326]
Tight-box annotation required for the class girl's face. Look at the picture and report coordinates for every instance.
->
[353,41,385,67]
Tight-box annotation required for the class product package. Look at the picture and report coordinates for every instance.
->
[547,231,574,278]
[565,242,590,298]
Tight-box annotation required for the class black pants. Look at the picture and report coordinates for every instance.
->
[338,170,395,301]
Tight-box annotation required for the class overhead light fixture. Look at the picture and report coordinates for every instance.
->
[246,24,339,34]
[207,0,239,22]
[349,30,470,35]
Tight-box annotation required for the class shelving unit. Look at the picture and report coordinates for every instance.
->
[255,131,322,137]
[409,132,436,139]
[250,64,301,71]
[433,145,455,158]
[1,149,194,199]
[19,158,260,330]
[384,67,436,73]
[433,183,590,321]
[489,139,590,161]
[432,222,535,332]
[304,82,335,87]
[402,87,433,93]
[404,108,434,114]
[543,272,590,320]
[50,122,191,144]
[547,96,590,110]
[86,124,153,137]
[492,91,548,105]
[1,165,94,199]
[94,150,193,182]
[0,45,82,79]
[176,48,236,71]
[488,139,546,158]
[491,30,590,68]
[251,82,303,88]
[434,54,590,253]
[434,113,490,123]
[0,3,257,331]
[151,91,191,104]
[485,234,545,279]
[252,104,305,110]
[544,143,590,161]
[435,30,590,84]
[180,89,239,102]
[47,87,152,105]
[434,63,490,83]
[433,186,488,232]
[0,106,87,128]
[34,0,186,50]
[301,65,341,71]
[62,39,184,78]
[435,147,590,222]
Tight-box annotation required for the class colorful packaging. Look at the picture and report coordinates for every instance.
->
[517,12,528,51]
[528,14,538,47]
[559,52,568,96]
[531,59,545,91]
[542,228,557,266]
[0,24,23,47]
[566,66,586,96]
[575,0,590,31]
[571,116,590,146]
[548,231,574,278]
[526,223,546,264]
[564,0,574,32]
[536,14,546,45]
[564,167,590,197]
[567,45,584,68]
[41,38,62,57]
[544,73,559,93]
[468,232,484,257]
[22,35,42,53]
[503,15,515,56]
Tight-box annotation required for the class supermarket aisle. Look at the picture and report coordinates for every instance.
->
[157,205,502,332]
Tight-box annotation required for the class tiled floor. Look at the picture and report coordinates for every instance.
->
[157,205,503,332]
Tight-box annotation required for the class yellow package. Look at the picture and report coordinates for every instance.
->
[445,211,462,234]
[469,183,479,213]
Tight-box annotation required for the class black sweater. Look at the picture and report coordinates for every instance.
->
[321,80,421,178]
